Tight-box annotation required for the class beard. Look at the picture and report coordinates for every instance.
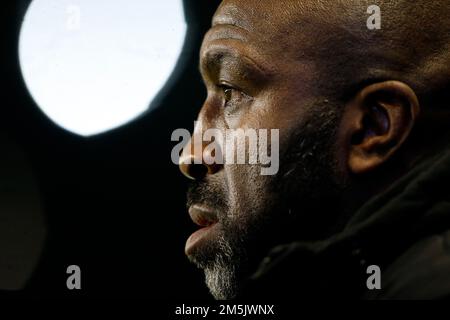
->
[186,101,344,300]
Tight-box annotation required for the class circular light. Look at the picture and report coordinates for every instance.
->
[19,0,186,136]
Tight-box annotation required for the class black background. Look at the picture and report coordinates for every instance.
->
[0,0,221,299]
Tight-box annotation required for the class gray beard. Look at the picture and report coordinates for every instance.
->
[187,100,343,300]
[203,235,238,300]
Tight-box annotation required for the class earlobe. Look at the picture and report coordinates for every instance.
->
[343,81,420,175]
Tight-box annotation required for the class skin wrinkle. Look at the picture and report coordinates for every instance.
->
[201,28,277,79]
[201,48,272,91]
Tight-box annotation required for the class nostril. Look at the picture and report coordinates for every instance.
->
[179,154,208,180]
[179,162,208,180]
[188,164,209,180]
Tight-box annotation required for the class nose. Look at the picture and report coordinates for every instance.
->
[179,137,222,180]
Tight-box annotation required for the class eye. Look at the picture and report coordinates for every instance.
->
[223,87,233,103]
[218,84,247,108]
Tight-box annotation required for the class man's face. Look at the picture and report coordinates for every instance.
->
[181,0,344,299]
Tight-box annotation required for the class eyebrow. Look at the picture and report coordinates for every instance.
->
[199,47,271,84]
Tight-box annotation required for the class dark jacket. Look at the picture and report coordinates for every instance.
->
[241,144,450,300]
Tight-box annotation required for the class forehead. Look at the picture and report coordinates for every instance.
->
[212,0,268,31]
[206,0,329,62]
[212,0,300,40]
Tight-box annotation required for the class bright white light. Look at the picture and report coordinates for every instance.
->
[19,0,186,136]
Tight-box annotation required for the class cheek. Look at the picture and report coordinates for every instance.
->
[238,89,311,133]
[223,164,277,218]
[219,88,316,212]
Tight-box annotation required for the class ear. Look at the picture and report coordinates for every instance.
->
[340,81,420,174]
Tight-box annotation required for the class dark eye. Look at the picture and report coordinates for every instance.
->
[223,87,233,103]
[216,83,252,113]
[219,85,244,108]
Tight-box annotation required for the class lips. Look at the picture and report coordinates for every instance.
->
[185,205,219,255]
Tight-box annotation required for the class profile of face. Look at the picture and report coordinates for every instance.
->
[179,0,444,300]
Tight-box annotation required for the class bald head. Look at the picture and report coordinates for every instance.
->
[213,0,450,105]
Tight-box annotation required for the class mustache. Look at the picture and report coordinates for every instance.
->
[186,178,228,217]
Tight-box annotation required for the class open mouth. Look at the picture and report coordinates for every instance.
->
[185,205,219,255]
